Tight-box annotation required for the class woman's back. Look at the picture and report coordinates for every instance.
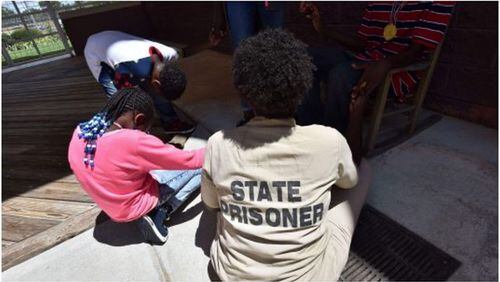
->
[202,117,358,280]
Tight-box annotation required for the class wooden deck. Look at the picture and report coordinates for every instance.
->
[1,51,210,270]
[2,57,106,270]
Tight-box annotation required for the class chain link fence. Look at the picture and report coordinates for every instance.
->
[2,1,110,67]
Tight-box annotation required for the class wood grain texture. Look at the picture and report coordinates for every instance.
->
[1,50,204,269]
[2,215,61,242]
[2,197,95,221]
[1,56,172,270]
[3,180,92,203]
[2,207,102,270]
[2,240,16,248]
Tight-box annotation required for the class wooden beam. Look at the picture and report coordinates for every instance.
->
[2,215,61,242]
[2,197,95,221]
[2,240,15,248]
[2,207,101,270]
[3,180,92,203]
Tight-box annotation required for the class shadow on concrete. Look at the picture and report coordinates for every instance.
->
[92,191,207,247]
[195,208,218,257]
[92,211,145,246]
[196,209,219,281]
[167,201,204,227]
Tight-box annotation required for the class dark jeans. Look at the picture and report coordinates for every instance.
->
[226,1,285,113]
[97,62,179,126]
[297,47,363,135]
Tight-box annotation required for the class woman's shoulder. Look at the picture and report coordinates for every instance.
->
[206,130,226,148]
[298,124,344,141]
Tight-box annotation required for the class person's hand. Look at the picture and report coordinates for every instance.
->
[299,2,323,34]
[209,27,225,47]
[350,60,392,104]
[349,90,368,120]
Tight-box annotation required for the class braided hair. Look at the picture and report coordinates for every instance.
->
[78,87,155,168]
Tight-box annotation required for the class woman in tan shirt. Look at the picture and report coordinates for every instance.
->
[201,28,371,281]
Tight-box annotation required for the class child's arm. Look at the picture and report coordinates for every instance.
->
[136,134,205,171]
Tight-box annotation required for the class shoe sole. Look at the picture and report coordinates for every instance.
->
[163,125,196,135]
[138,216,168,245]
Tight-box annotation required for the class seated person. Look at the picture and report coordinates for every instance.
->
[68,87,205,244]
[84,30,223,135]
[296,1,455,164]
[201,29,371,281]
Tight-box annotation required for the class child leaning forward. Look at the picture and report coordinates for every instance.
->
[68,87,204,244]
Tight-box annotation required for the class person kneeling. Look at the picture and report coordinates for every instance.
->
[201,29,371,280]
[68,87,204,244]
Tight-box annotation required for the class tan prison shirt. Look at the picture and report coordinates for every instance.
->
[201,117,358,281]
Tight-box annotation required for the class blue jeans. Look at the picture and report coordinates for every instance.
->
[150,169,202,214]
[226,1,285,113]
[97,61,179,125]
[296,47,363,134]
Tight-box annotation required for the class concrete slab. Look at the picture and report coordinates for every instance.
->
[366,116,498,281]
[2,195,216,282]
[2,222,167,281]
[175,50,242,131]
[151,195,216,281]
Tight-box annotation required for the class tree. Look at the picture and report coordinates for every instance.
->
[2,7,16,17]
[39,1,64,11]
[10,28,42,41]
[2,33,15,48]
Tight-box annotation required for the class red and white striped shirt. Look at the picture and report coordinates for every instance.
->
[356,1,455,101]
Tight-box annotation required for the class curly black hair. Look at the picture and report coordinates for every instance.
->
[158,62,187,100]
[233,29,315,119]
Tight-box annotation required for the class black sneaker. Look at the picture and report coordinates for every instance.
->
[163,119,196,135]
[137,208,169,244]
[161,204,174,222]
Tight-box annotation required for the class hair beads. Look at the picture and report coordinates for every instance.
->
[78,113,110,169]
[77,87,156,169]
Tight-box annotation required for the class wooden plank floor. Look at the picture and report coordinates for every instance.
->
[2,57,106,270]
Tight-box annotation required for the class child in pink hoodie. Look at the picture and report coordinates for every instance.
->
[68,87,204,244]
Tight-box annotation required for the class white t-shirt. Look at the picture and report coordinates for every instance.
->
[83,30,179,81]
[201,117,358,281]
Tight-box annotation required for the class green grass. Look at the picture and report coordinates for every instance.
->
[6,38,68,64]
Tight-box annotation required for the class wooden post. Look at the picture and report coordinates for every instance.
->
[11,1,42,57]
[45,1,72,54]
[409,45,442,134]
[2,41,14,66]
[365,75,392,152]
